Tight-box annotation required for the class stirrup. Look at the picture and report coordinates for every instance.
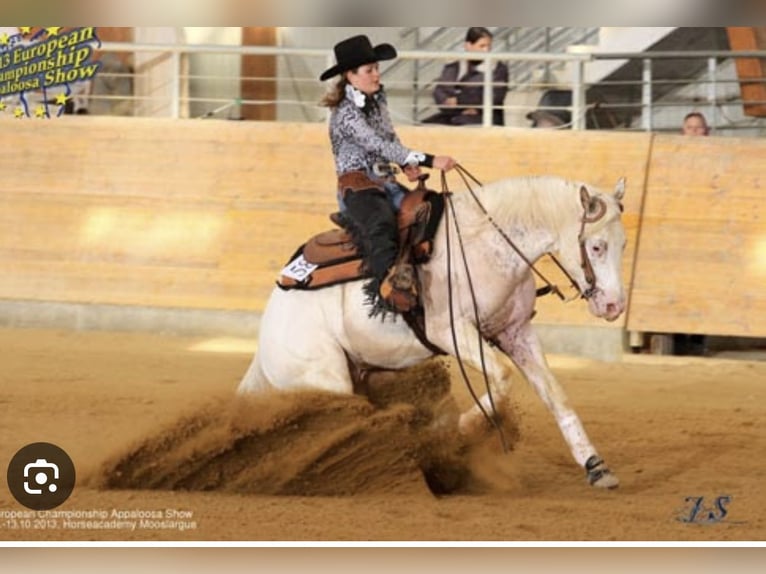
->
[379,264,418,313]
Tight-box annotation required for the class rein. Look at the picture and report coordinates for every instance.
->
[452,164,601,301]
[441,171,510,453]
[438,166,605,451]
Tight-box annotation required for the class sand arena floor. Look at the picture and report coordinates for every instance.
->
[0,327,764,542]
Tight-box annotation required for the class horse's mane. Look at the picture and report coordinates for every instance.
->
[470,175,618,235]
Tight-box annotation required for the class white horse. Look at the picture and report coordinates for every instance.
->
[238,175,627,489]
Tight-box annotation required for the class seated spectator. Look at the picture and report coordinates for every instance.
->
[57,80,91,115]
[527,89,626,130]
[89,53,134,116]
[422,27,509,126]
[527,89,572,128]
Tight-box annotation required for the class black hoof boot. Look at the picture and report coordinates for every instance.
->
[585,455,619,489]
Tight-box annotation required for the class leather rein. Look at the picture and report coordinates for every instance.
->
[437,166,609,452]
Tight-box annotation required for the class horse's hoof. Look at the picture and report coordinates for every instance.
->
[591,471,619,489]
[585,455,619,489]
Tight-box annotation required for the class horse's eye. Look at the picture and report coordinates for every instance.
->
[592,241,607,255]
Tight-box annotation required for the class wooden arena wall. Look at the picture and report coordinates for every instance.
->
[629,134,765,338]
[0,117,762,339]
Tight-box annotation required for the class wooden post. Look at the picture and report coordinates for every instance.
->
[241,27,277,121]
[726,27,766,117]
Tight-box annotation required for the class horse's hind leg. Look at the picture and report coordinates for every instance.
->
[238,343,354,396]
[301,342,355,394]
[237,288,354,395]
[255,332,354,395]
[237,350,271,395]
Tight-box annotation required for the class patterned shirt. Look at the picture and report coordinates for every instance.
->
[329,84,431,176]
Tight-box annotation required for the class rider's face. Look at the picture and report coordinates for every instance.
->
[347,63,381,96]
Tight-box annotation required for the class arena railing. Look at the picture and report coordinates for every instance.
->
[90,42,766,135]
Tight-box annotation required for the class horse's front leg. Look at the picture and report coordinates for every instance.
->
[430,318,517,436]
[494,322,619,489]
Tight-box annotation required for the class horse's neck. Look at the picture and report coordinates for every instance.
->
[421,192,557,322]
[446,188,565,263]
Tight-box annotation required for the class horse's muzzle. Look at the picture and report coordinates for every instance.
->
[588,290,625,321]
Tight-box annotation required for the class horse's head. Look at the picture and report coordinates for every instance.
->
[562,178,627,322]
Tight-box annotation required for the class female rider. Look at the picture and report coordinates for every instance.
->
[320,34,457,315]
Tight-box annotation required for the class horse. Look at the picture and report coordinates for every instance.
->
[238,174,627,489]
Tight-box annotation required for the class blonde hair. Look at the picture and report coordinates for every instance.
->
[320,77,349,108]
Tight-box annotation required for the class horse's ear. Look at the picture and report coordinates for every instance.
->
[579,185,591,210]
[581,185,607,222]
[614,177,626,201]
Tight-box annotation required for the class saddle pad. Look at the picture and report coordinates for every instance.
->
[278,247,365,291]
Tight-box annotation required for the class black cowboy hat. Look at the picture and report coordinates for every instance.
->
[319,35,397,81]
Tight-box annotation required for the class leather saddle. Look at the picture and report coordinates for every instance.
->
[278,187,445,292]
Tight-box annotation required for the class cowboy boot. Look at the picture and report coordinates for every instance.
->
[379,262,418,313]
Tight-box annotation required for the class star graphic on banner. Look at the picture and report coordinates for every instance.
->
[45,27,62,37]
[55,93,68,106]
[35,106,46,118]
[14,107,25,118]
[19,27,32,35]
[0,101,6,112]
[0,33,9,46]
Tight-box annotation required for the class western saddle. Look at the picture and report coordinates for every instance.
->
[277,183,445,306]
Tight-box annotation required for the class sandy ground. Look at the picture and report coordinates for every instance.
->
[0,327,764,542]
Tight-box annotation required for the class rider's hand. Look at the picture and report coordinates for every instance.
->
[432,155,457,172]
[402,164,422,182]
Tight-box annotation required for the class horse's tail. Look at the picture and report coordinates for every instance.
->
[236,350,271,395]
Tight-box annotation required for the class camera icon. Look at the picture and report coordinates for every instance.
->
[8,443,75,510]
[23,458,60,495]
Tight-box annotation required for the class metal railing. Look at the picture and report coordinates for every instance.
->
[580,49,766,134]
[397,27,599,122]
[22,41,766,136]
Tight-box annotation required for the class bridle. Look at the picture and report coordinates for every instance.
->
[573,187,610,300]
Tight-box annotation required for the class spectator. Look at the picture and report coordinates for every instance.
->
[673,110,709,356]
[423,27,509,126]
[527,89,572,128]
[528,89,625,130]
[61,80,91,114]
[89,53,134,116]
[681,111,710,136]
